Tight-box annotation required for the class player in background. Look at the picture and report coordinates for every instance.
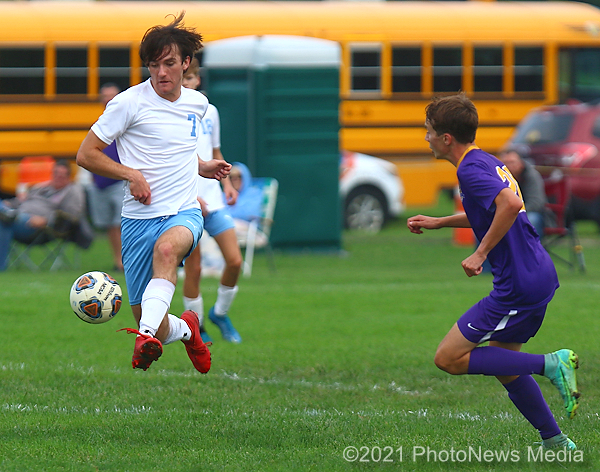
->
[407,93,580,450]
[181,58,243,343]
[76,12,231,373]
[87,82,125,272]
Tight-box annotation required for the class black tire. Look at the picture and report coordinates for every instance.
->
[344,185,388,232]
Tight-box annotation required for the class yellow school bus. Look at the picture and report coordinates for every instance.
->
[1,1,600,205]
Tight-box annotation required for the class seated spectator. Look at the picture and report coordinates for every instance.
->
[499,147,548,238]
[475,147,549,274]
[226,162,268,246]
[0,159,86,271]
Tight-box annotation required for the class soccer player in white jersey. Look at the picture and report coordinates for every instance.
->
[76,13,231,373]
[181,58,244,344]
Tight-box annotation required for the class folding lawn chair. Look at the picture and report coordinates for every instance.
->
[9,211,94,272]
[542,172,586,273]
[237,177,278,278]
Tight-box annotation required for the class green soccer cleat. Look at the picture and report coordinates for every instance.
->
[541,433,577,450]
[544,349,580,419]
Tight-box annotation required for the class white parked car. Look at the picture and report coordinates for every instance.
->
[339,151,405,232]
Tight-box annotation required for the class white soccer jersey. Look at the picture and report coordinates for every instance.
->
[196,104,226,213]
[91,79,208,219]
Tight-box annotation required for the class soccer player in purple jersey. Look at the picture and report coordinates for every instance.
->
[407,93,580,450]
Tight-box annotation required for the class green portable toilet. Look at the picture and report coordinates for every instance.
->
[203,35,341,250]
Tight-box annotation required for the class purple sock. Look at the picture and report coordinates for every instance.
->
[503,375,561,440]
[468,346,545,376]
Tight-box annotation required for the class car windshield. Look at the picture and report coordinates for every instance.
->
[512,111,575,145]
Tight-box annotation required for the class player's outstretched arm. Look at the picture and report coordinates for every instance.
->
[213,148,238,205]
[407,215,439,234]
[198,156,232,181]
[407,213,470,234]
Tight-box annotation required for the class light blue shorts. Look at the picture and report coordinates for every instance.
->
[121,208,203,305]
[204,208,235,237]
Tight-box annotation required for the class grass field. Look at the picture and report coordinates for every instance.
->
[1,195,598,471]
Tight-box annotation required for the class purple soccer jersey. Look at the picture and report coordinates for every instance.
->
[457,147,559,308]
[92,141,121,190]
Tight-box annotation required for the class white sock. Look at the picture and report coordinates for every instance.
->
[214,284,239,316]
[163,314,192,345]
[139,278,175,337]
[183,295,204,324]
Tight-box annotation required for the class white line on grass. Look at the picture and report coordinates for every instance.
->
[253,280,600,294]
[6,361,427,396]
[1,403,155,415]
[0,362,25,371]
[6,363,596,422]
[0,281,58,297]
[560,281,600,290]
[219,371,428,395]
[1,401,522,423]
[252,281,474,294]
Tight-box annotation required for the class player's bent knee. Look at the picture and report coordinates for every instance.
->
[154,240,178,263]
[227,254,243,272]
[434,354,450,373]
[434,350,461,375]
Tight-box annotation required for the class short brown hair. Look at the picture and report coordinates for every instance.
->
[500,145,526,160]
[139,12,203,68]
[54,159,72,176]
[425,93,478,144]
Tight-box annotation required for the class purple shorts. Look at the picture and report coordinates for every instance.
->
[457,296,547,344]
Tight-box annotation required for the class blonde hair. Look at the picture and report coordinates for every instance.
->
[186,56,200,77]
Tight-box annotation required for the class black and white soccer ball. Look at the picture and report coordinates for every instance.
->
[70,271,122,324]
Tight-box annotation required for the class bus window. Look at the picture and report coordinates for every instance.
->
[392,47,421,93]
[515,47,543,92]
[99,47,130,91]
[0,47,44,95]
[473,46,503,93]
[350,45,381,92]
[559,48,600,103]
[433,46,462,93]
[56,47,87,94]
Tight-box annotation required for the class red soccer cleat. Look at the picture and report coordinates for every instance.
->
[181,310,212,373]
[118,328,163,371]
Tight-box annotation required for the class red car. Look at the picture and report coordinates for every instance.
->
[506,101,600,227]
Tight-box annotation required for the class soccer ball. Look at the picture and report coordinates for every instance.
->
[70,271,122,324]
